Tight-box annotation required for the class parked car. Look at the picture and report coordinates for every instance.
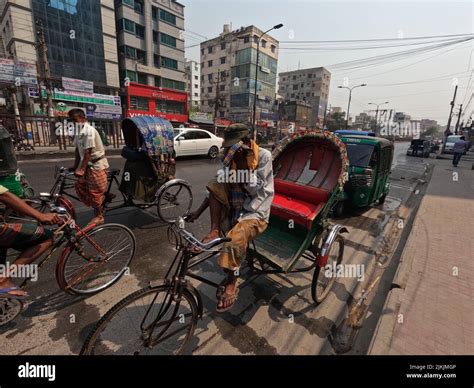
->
[406,139,430,157]
[173,128,223,158]
[443,135,463,154]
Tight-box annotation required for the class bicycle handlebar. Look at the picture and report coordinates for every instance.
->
[172,219,231,250]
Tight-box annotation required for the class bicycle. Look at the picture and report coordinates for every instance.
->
[51,166,192,223]
[81,218,230,355]
[0,198,136,326]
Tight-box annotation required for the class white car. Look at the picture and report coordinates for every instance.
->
[443,135,462,154]
[173,128,223,158]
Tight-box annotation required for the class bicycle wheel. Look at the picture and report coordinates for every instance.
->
[56,223,136,295]
[81,285,199,355]
[0,296,24,326]
[156,180,192,223]
[311,235,344,305]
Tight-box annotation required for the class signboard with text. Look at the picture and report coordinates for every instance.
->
[0,59,37,86]
[62,77,94,94]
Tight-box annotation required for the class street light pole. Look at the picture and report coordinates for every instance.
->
[368,101,389,135]
[338,84,366,129]
[252,23,283,141]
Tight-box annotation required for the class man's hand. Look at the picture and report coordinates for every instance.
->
[37,213,63,225]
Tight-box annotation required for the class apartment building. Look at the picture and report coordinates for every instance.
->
[185,59,200,108]
[0,0,120,120]
[115,0,185,91]
[278,66,331,127]
[200,24,279,125]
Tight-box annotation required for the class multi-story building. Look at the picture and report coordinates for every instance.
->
[280,100,311,128]
[115,0,185,90]
[278,67,331,127]
[115,0,187,123]
[420,119,439,132]
[185,59,200,109]
[199,24,279,125]
[0,0,120,123]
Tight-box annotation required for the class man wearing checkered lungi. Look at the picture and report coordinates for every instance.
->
[69,109,109,225]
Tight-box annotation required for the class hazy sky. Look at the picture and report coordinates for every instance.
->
[181,0,473,125]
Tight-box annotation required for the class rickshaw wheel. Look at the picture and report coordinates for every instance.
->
[157,180,193,223]
[311,235,344,305]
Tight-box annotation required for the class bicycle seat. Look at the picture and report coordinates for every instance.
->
[108,169,121,178]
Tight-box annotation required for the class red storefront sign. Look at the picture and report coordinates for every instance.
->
[215,118,232,127]
[125,82,188,124]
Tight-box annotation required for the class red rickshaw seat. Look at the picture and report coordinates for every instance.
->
[271,179,329,229]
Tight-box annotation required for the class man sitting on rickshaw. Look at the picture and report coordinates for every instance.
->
[187,124,274,312]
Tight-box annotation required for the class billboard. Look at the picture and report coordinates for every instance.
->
[0,59,37,87]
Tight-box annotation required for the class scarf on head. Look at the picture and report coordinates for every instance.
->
[222,139,259,225]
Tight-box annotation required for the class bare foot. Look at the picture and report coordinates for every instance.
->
[0,279,27,297]
[88,215,105,226]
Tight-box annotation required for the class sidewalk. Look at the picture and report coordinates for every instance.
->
[16,145,123,160]
[369,156,474,355]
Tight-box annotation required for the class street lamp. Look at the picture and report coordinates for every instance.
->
[252,23,283,141]
[368,101,389,135]
[338,83,367,129]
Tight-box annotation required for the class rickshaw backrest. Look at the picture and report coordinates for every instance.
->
[271,138,343,229]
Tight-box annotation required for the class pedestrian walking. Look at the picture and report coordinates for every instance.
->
[452,136,469,167]
[68,109,109,225]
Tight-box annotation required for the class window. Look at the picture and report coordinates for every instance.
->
[154,76,161,87]
[194,84,198,88]
[123,18,135,33]
[201,75,204,81]
[220,71,226,78]
[134,0,143,14]
[261,39,266,48]
[293,84,298,90]
[291,93,295,98]
[120,0,134,6]
[221,42,226,50]
[194,131,211,139]
[153,31,158,43]
[201,48,204,55]
[161,56,178,69]
[220,84,225,91]
[253,35,258,43]
[220,111,225,118]
[137,73,147,84]
[243,35,249,43]
[308,74,312,78]
[208,74,213,81]
[208,87,212,92]
[194,101,198,105]
[130,96,149,110]
[201,87,204,93]
[125,69,137,82]
[194,92,198,97]
[208,46,213,54]
[161,77,185,91]
[136,49,146,64]
[220,57,226,64]
[135,24,145,39]
[194,75,198,80]
[208,60,213,67]
[152,6,157,20]
[271,44,276,53]
[201,62,204,68]
[292,75,296,80]
[160,33,176,47]
[159,9,176,25]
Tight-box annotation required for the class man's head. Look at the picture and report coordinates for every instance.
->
[460,136,465,140]
[222,124,250,149]
[68,109,87,123]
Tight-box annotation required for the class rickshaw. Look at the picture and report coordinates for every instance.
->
[46,116,193,223]
[333,135,393,216]
[81,130,350,355]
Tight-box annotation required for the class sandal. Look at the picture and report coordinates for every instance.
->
[216,285,240,313]
[0,286,29,300]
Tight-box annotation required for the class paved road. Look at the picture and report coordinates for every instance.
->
[1,142,430,355]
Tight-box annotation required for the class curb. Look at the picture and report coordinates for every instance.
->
[367,287,403,354]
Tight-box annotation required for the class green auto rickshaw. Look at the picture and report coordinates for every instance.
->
[334,135,393,216]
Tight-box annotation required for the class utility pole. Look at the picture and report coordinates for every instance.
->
[322,103,331,130]
[441,85,458,153]
[35,19,59,148]
[454,104,463,135]
[210,70,226,135]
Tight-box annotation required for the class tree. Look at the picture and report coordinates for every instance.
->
[421,126,440,138]
[325,111,346,131]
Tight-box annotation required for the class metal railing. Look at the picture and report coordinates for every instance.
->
[0,114,124,150]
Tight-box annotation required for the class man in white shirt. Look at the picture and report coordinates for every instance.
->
[69,109,109,225]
